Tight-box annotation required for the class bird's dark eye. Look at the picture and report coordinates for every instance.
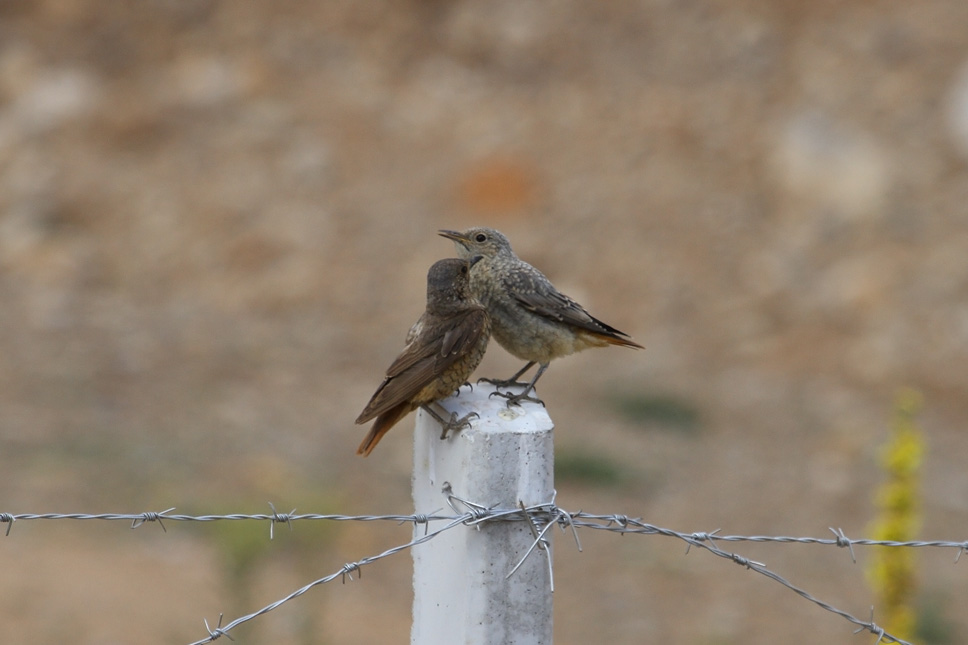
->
[460,265,468,274]
[475,233,487,243]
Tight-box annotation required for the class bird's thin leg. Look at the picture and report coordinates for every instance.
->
[489,362,548,408]
[478,361,536,388]
[422,403,480,440]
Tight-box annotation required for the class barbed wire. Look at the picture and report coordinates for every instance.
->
[3,494,965,645]
[0,507,458,537]
[4,506,964,556]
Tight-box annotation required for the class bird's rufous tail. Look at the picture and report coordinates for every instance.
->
[578,327,644,350]
[356,402,411,457]
[600,334,644,350]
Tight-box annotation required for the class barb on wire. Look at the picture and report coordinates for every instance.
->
[202,613,232,642]
[854,608,886,645]
[1,512,14,536]
[505,500,556,592]
[131,508,175,532]
[685,528,721,554]
[829,527,857,563]
[405,509,442,536]
[443,481,490,523]
[266,502,296,540]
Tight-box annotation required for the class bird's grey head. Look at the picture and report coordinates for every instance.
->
[425,256,482,305]
[438,227,514,261]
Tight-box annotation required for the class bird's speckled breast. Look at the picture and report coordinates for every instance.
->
[469,259,594,364]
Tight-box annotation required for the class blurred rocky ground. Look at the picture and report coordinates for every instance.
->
[1,1,967,643]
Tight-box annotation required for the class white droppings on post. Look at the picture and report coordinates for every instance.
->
[412,383,554,645]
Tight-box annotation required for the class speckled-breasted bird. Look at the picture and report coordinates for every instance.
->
[355,257,491,456]
[438,227,642,406]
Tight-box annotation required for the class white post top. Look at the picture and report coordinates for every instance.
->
[412,383,555,645]
[415,383,554,506]
[436,382,553,433]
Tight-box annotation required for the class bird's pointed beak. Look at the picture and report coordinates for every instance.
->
[438,229,470,245]
[468,255,483,268]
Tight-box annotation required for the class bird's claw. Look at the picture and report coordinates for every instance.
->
[488,388,545,408]
[439,411,479,439]
[478,376,531,389]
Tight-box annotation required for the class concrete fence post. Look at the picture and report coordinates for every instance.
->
[411,383,555,645]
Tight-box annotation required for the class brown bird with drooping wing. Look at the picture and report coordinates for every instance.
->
[439,227,642,407]
[355,257,490,456]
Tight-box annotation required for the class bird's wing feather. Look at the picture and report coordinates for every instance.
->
[505,265,633,339]
[439,307,488,360]
[355,354,434,424]
[356,307,488,424]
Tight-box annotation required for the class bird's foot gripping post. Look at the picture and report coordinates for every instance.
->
[486,362,549,408]
[419,403,480,439]
[412,383,555,645]
[478,376,531,389]
[489,386,544,408]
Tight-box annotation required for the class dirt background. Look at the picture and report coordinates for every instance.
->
[2,1,967,643]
